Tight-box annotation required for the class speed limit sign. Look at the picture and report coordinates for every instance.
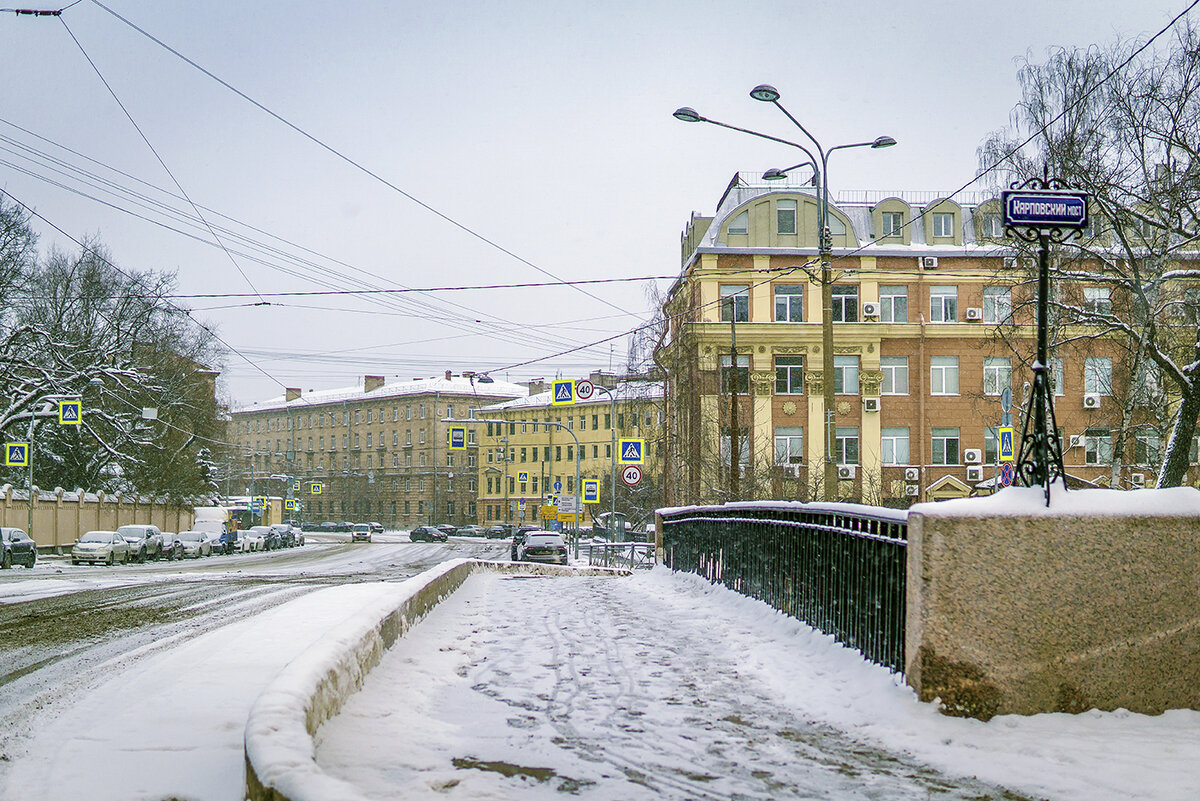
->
[575,379,595,401]
[621,464,642,487]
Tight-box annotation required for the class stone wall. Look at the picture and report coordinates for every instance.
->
[905,487,1200,719]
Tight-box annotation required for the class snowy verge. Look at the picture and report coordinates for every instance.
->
[243,560,628,801]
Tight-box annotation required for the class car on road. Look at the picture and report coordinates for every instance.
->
[117,524,163,563]
[160,532,184,561]
[1,527,37,569]
[516,531,570,565]
[485,524,511,539]
[509,525,542,561]
[72,530,130,565]
[456,524,484,537]
[409,526,447,543]
[351,523,372,542]
[368,521,384,535]
[177,530,212,558]
[241,526,270,552]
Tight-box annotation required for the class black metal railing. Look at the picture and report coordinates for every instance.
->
[660,502,907,673]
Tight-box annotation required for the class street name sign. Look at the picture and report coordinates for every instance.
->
[999,427,1015,462]
[448,426,466,450]
[1001,190,1088,229]
[622,465,642,486]
[618,438,645,464]
[5,442,29,467]
[582,479,599,503]
[551,380,575,405]
[58,399,81,425]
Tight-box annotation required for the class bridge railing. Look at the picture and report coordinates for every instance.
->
[659,501,908,673]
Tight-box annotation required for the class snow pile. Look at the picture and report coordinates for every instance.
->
[911,483,1200,517]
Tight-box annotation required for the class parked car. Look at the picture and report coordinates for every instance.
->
[434,523,457,537]
[72,530,130,566]
[117,524,163,563]
[269,524,292,548]
[510,525,542,561]
[1,527,37,569]
[410,526,447,543]
[517,531,570,565]
[177,530,212,558]
[160,532,184,561]
[221,529,241,554]
[456,524,484,537]
[200,528,226,555]
[241,526,269,552]
[368,521,384,535]
[485,524,511,539]
[351,523,372,542]
[290,525,305,547]
[192,520,228,552]
[336,521,354,533]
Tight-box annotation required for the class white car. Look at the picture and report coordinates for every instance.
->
[241,526,269,552]
[177,530,212,558]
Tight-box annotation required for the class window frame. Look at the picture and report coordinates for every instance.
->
[774,284,804,322]
[929,285,958,323]
[930,356,959,395]
[774,355,805,395]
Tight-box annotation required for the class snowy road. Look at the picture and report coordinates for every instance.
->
[0,536,508,801]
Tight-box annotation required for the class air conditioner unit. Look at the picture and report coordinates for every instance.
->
[789,464,803,478]
[965,307,984,321]
[1068,435,1084,449]
[964,448,982,464]
[966,465,984,482]
[863,397,881,413]
[1131,472,1146,487]
[904,484,920,496]
[837,465,857,480]
[862,301,880,318]
[1083,393,1101,409]
[1003,256,1018,269]
[904,467,920,482]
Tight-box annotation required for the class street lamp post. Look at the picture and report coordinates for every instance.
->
[23,392,84,541]
[674,86,895,501]
[590,385,619,540]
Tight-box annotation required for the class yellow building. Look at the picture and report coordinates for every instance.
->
[475,375,664,528]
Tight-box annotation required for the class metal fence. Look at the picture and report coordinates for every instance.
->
[659,502,908,673]
[580,540,655,570]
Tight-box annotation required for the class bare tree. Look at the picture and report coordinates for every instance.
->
[979,24,1200,486]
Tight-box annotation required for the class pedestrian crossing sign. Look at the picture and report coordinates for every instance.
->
[583,479,599,503]
[310,482,323,495]
[999,427,1015,462]
[5,442,29,467]
[292,480,301,493]
[518,471,529,483]
[618,438,645,464]
[284,499,296,511]
[58,399,81,425]
[551,380,575,406]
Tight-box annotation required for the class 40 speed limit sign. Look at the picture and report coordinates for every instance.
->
[621,464,642,487]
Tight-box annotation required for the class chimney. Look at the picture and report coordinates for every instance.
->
[526,378,545,395]
[445,370,453,381]
[364,375,385,393]
[285,387,301,402]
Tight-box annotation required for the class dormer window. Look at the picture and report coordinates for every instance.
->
[882,211,903,237]
[933,212,955,238]
[777,200,797,235]
[728,210,749,235]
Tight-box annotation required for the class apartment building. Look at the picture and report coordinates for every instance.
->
[228,372,526,527]
[659,175,1176,507]
[475,374,664,527]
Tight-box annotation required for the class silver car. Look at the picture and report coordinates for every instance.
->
[72,530,131,566]
[177,530,212,558]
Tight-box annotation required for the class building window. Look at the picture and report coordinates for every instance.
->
[881,427,909,465]
[983,357,1012,396]
[984,426,999,465]
[931,427,960,465]
[774,427,804,464]
[930,285,958,323]
[835,426,859,465]
[1084,286,1112,315]
[930,356,959,395]
[419,429,426,444]
[420,404,426,419]
[776,199,797,235]
[719,284,749,322]
[406,405,412,420]
[983,287,1012,324]
[721,354,750,394]
[880,356,908,395]
[831,285,859,322]
[1134,430,1162,465]
[1085,428,1113,464]
[833,355,859,395]
[879,285,907,323]
[882,211,903,237]
[775,355,804,394]
[728,209,748,235]
[932,212,955,238]
[774,285,804,322]
[982,213,1003,238]
[1084,357,1113,395]
[720,434,750,466]
[1051,357,1065,396]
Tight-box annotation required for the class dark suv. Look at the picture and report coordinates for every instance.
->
[510,525,542,561]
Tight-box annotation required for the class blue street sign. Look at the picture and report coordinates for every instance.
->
[517,471,529,483]
[449,426,466,450]
[1001,190,1089,229]
[999,462,1015,487]
[999,427,1015,462]
[551,380,575,406]
[583,480,599,503]
[553,479,562,492]
[59,399,81,425]
[618,438,645,464]
[5,442,29,467]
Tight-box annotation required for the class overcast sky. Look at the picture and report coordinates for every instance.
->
[0,0,1190,406]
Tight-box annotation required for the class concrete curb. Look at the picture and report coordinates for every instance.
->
[244,559,629,801]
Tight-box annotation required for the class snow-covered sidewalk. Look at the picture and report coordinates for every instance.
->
[317,568,1200,801]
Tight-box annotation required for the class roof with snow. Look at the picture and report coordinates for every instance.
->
[232,375,528,414]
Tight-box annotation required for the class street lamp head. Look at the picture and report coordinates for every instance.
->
[762,168,788,181]
[88,377,104,388]
[672,106,703,123]
[476,374,495,384]
[749,84,780,102]
[871,136,897,149]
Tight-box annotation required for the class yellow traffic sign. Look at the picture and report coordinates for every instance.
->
[618,438,645,464]
[59,399,82,425]
[551,380,575,405]
[5,442,29,467]
[540,505,558,520]
[309,482,323,495]
[999,427,1015,462]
